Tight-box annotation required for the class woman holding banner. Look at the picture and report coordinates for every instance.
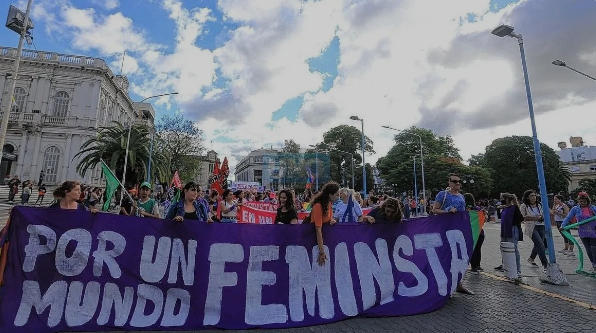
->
[49,181,98,213]
[167,182,210,222]
[275,189,298,224]
[220,189,241,223]
[309,182,340,266]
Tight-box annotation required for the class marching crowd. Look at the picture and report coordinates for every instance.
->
[7,170,596,283]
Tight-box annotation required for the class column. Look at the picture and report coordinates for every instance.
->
[15,132,27,177]
[30,131,42,179]
[61,134,73,183]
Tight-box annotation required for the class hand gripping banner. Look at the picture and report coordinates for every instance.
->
[0,207,476,332]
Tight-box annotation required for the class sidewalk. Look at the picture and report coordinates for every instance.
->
[478,221,596,307]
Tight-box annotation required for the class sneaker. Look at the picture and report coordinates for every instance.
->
[565,251,575,257]
[470,269,479,275]
[558,249,568,254]
[494,265,504,271]
[476,267,485,272]
[527,258,538,267]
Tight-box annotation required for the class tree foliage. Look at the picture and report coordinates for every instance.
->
[75,122,170,186]
[483,136,570,198]
[155,114,205,182]
[278,140,304,188]
[568,179,596,201]
[309,125,375,185]
[376,127,490,197]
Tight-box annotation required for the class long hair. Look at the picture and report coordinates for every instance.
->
[522,189,538,206]
[377,197,402,222]
[53,181,80,198]
[500,192,519,206]
[311,181,340,215]
[278,189,295,211]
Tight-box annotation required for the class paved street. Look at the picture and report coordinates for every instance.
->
[1,208,594,332]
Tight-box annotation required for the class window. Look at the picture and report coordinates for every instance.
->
[43,146,61,184]
[12,87,26,112]
[53,91,69,117]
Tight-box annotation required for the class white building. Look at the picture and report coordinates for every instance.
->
[193,150,217,190]
[556,137,596,191]
[234,148,281,190]
[0,45,154,186]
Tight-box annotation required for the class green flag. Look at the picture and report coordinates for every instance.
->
[101,161,120,211]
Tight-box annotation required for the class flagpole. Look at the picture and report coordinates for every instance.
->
[101,159,133,203]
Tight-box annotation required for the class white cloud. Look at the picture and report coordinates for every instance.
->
[26,0,596,180]
[91,0,120,10]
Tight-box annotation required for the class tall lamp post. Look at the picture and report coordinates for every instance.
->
[308,145,319,191]
[492,24,565,284]
[0,1,34,160]
[335,150,355,189]
[382,125,427,215]
[120,92,177,206]
[142,92,178,182]
[413,155,418,214]
[350,116,367,198]
[552,59,596,81]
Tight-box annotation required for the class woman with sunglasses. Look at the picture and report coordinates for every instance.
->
[166,182,211,222]
[560,192,596,273]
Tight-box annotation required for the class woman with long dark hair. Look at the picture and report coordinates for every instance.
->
[495,193,524,278]
[275,189,298,224]
[310,182,340,266]
[50,181,98,213]
[166,182,210,222]
[464,193,485,274]
[520,189,548,269]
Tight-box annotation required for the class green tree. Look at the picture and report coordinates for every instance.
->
[468,153,486,167]
[75,122,170,186]
[569,179,596,201]
[156,114,205,182]
[309,125,375,185]
[483,136,570,198]
[377,126,492,198]
[278,139,304,188]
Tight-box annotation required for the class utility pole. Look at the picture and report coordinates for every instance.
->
[0,0,34,158]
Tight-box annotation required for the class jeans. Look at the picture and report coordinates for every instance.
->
[470,232,485,269]
[556,221,571,245]
[502,226,521,274]
[221,217,237,223]
[580,237,596,268]
[530,225,548,267]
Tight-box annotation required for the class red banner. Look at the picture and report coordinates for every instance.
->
[238,202,372,224]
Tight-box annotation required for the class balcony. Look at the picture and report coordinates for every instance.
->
[0,112,97,129]
[0,46,110,72]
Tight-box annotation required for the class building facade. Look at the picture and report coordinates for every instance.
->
[193,150,217,190]
[234,149,281,190]
[0,45,154,186]
[556,137,596,191]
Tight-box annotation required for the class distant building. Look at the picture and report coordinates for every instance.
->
[556,137,596,191]
[0,45,154,186]
[234,148,281,190]
[193,150,217,190]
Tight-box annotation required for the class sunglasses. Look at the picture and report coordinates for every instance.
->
[449,179,461,184]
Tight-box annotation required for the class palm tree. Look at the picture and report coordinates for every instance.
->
[74,122,170,186]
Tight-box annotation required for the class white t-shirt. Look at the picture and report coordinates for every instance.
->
[521,203,543,226]
[334,200,363,223]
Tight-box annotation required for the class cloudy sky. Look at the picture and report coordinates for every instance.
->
[4,0,596,178]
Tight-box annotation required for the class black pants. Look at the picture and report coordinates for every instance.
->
[470,232,485,269]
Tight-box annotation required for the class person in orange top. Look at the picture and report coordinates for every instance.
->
[310,181,340,266]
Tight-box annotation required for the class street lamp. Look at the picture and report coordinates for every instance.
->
[492,24,565,284]
[462,175,475,191]
[334,149,355,190]
[551,59,596,81]
[120,92,178,206]
[309,144,321,191]
[350,116,367,198]
[143,92,178,182]
[382,125,427,215]
[0,1,34,165]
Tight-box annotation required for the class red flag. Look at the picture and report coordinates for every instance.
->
[171,170,183,189]
[209,160,222,195]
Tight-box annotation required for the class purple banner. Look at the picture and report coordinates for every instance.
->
[0,207,473,332]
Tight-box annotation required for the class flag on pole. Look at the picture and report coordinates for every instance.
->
[469,210,486,247]
[171,170,183,189]
[101,160,120,212]
[305,166,314,188]
[209,159,223,195]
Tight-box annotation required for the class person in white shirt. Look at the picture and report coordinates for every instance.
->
[334,188,373,223]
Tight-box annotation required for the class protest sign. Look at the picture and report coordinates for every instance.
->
[0,207,475,332]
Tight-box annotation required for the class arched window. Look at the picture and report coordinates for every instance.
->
[53,91,69,117]
[42,146,62,184]
[12,87,26,112]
